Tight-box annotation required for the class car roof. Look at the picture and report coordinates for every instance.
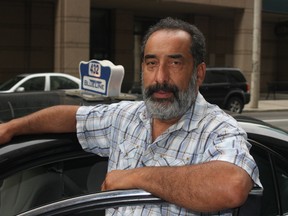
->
[206,67,242,72]
[233,115,288,154]
[17,73,79,77]
[234,115,287,140]
[206,67,241,70]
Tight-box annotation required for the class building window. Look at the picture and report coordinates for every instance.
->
[90,9,112,60]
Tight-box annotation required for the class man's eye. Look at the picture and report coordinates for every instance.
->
[169,60,182,67]
[146,61,159,69]
[146,61,157,66]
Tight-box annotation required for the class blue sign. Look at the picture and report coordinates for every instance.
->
[79,60,124,96]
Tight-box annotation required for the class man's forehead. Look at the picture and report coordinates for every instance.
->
[148,29,191,40]
[145,30,191,49]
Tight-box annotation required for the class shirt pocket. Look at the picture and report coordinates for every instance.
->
[117,139,142,170]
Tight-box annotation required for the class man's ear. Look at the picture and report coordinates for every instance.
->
[196,63,206,86]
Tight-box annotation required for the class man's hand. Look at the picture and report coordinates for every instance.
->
[101,169,139,191]
[0,122,13,145]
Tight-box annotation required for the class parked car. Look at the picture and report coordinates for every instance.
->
[0,73,80,93]
[199,68,250,113]
[0,115,287,216]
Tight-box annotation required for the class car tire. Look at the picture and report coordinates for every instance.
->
[225,97,244,113]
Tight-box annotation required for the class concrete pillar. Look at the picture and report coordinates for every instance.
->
[54,0,90,77]
[233,4,254,85]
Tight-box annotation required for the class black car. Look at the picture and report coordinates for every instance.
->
[0,115,287,216]
[200,68,250,113]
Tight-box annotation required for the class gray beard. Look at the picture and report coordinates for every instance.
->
[143,73,198,120]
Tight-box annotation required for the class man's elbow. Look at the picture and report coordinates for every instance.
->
[226,175,253,208]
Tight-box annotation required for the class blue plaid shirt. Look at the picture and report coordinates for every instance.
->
[76,93,261,216]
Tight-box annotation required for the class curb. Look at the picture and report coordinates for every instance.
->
[243,100,288,112]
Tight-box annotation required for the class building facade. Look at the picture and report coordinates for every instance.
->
[0,0,287,93]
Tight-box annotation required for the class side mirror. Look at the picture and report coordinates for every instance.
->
[15,87,25,92]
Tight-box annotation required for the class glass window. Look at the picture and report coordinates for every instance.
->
[90,9,111,60]
[50,76,79,90]
[0,156,107,215]
[274,156,288,214]
[0,76,25,91]
[20,77,45,91]
[250,144,278,216]
[204,71,228,84]
[228,70,246,83]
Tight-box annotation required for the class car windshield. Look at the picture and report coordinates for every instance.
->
[0,76,25,91]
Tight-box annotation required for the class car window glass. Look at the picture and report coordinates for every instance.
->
[204,71,228,84]
[20,77,45,91]
[0,76,24,91]
[228,71,246,83]
[50,76,79,90]
[275,157,288,214]
[250,143,278,216]
[0,156,107,215]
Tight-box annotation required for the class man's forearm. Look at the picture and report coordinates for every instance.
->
[1,105,79,144]
[102,161,253,212]
[138,162,252,212]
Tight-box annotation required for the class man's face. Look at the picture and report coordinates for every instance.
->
[142,30,198,120]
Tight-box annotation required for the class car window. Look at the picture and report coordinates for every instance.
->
[20,77,45,91]
[228,71,246,83]
[251,144,278,216]
[0,155,107,216]
[204,70,228,84]
[50,76,79,90]
[0,76,24,91]
[275,157,288,214]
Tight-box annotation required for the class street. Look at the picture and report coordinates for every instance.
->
[242,110,288,131]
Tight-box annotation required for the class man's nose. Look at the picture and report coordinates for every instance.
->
[155,63,169,83]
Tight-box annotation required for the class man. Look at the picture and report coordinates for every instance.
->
[0,17,261,215]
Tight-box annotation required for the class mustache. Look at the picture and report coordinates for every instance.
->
[145,83,179,98]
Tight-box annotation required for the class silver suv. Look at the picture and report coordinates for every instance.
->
[200,68,250,113]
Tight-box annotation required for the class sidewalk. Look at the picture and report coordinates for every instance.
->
[243,93,288,112]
